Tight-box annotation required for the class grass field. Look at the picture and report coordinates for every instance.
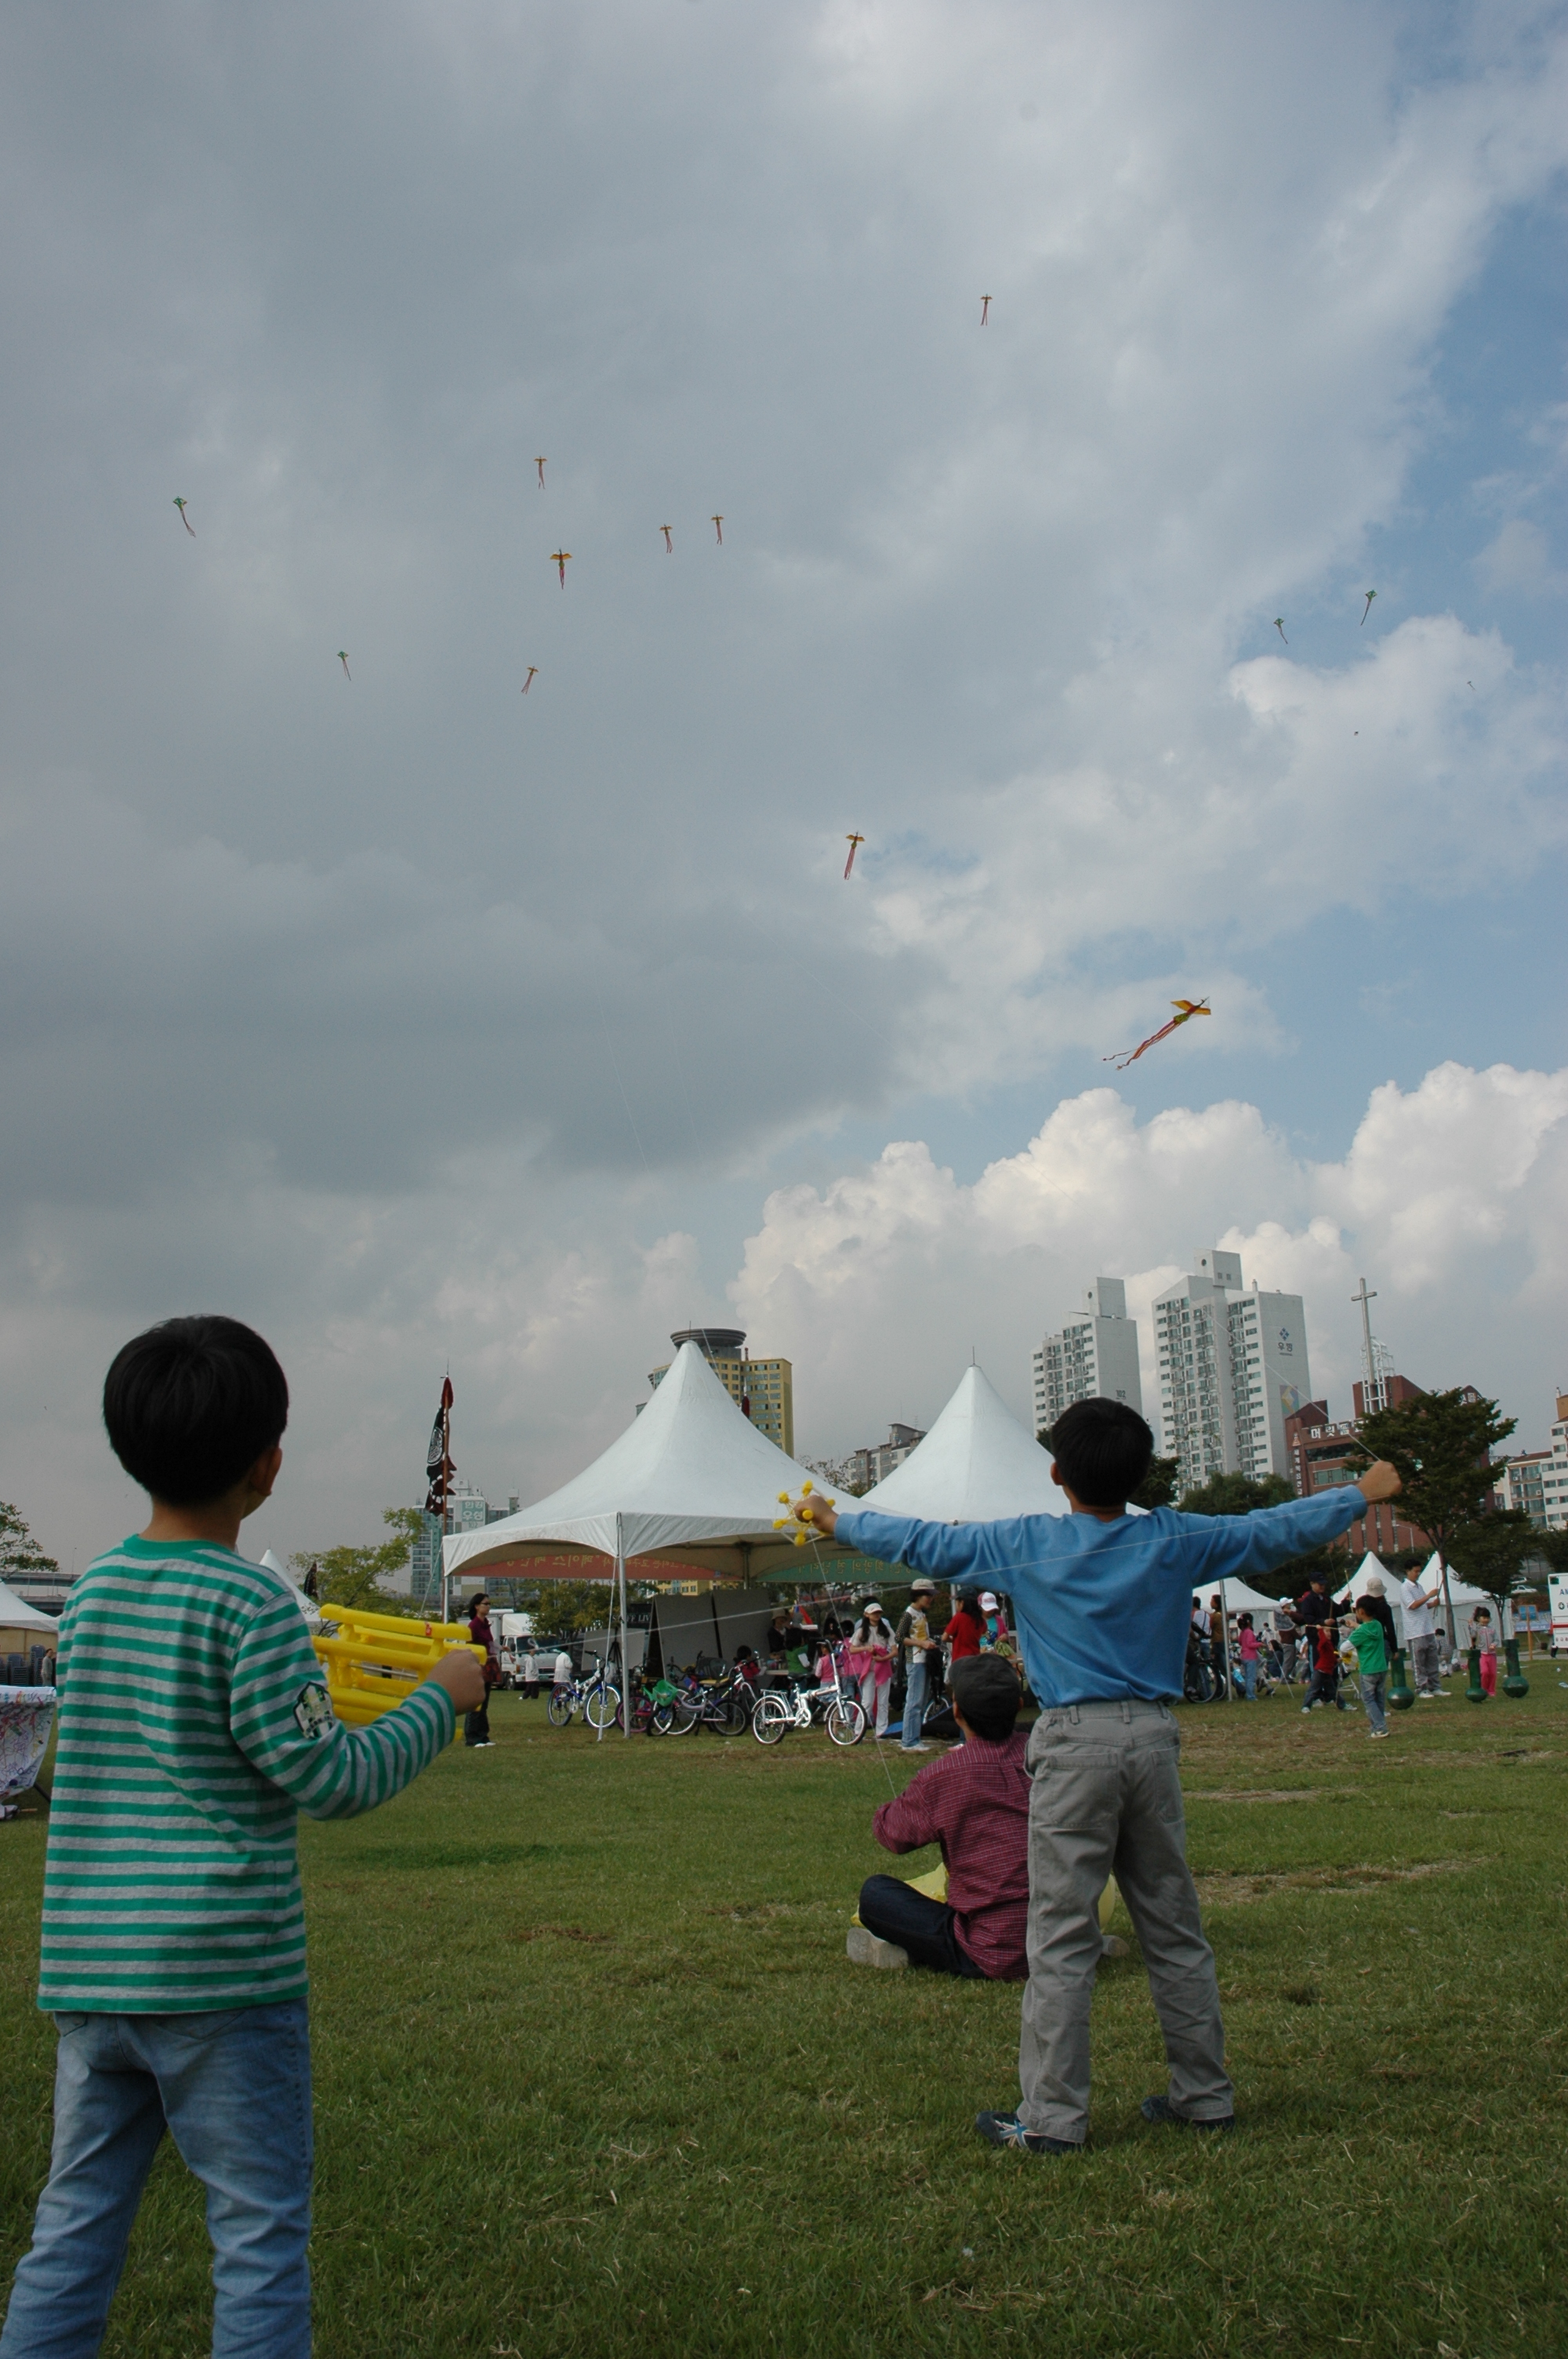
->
[4,1681,1567,2357]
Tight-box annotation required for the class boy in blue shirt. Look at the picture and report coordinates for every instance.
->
[793,1396,1401,2152]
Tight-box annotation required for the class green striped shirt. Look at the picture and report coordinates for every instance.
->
[40,1536,454,2014]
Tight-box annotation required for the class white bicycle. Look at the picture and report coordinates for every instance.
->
[751,1680,866,1748]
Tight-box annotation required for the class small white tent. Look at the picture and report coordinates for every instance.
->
[442,1343,858,1728]
[858,1365,1062,1521]
[0,1578,59,1645]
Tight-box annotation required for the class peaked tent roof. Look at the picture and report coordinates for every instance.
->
[444,1341,854,1582]
[858,1365,1064,1522]
[0,1577,59,1635]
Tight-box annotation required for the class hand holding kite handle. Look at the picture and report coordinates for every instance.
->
[775,1482,837,1546]
[1353,1458,1402,1504]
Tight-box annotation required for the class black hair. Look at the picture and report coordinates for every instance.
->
[103,1316,289,1507]
[1046,1398,1153,1508]
[949,1655,1021,1742]
[1237,1612,1253,1630]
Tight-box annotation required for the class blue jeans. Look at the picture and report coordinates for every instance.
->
[1,2001,312,2359]
[1360,1673,1388,1734]
[899,1656,929,1749]
[1240,1660,1258,1699]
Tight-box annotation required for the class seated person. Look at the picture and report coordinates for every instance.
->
[851,1656,1031,1979]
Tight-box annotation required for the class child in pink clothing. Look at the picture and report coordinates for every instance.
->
[1236,1612,1262,1700]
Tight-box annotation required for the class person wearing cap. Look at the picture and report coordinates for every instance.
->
[844,1600,895,1738]
[851,1656,1031,1976]
[1342,1574,1397,1670]
[894,1579,939,1752]
[789,1396,1404,2154]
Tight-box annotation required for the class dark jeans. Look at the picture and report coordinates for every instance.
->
[464,1695,492,1744]
[858,1876,985,1978]
[1303,1668,1342,1710]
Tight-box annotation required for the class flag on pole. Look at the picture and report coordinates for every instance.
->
[424,1377,455,1514]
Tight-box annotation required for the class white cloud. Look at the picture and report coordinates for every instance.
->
[1475,518,1566,595]
[731,1060,1568,1448]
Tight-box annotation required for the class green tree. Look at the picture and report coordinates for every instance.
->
[1,1501,58,1583]
[1446,1508,1543,1623]
[1353,1387,1516,1640]
[1131,1454,1180,1511]
[519,1580,611,1635]
[292,1507,425,1616]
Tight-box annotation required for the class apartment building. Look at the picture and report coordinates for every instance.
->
[1153,1249,1311,1496]
[648,1327,794,1456]
[1031,1278,1143,1438]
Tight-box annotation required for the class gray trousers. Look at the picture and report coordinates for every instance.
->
[1410,1633,1443,1694]
[1018,1698,1232,2146]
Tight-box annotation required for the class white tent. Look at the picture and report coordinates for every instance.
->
[858,1365,1063,1521]
[260,1549,320,1628]
[442,1343,858,1728]
[0,1578,59,1641]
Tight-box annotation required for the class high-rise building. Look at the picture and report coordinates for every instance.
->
[409,1488,519,1605]
[1031,1278,1143,1438]
[842,1422,927,1492]
[648,1328,794,1456]
[1494,1392,1568,1532]
[1153,1249,1310,1496]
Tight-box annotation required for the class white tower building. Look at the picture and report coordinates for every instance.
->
[1153,1249,1309,1496]
[1031,1278,1144,1438]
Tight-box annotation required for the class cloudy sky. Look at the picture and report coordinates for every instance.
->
[2,0,1565,1572]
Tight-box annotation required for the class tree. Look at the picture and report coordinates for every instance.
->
[518,1581,611,1636]
[292,1507,425,1616]
[1131,1455,1180,1511]
[1353,1387,1516,1641]
[1446,1508,1542,1623]
[1,1501,58,1583]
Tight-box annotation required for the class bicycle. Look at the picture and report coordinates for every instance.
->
[752,1678,866,1748]
[669,1663,756,1736]
[613,1669,684,1736]
[546,1656,620,1732]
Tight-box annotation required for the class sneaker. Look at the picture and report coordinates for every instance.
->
[846,1927,908,1970]
[975,2110,1080,2155]
[899,1743,934,1754]
[1141,2094,1234,2133]
[1369,1729,1388,1739]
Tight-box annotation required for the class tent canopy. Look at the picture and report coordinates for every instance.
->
[0,1578,60,1637]
[443,1342,857,1583]
[858,1365,1062,1522]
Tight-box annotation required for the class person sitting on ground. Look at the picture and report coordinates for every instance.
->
[1348,1599,1390,1736]
[789,1396,1403,2154]
[852,1656,1032,1979]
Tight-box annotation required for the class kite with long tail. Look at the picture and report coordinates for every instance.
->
[1273,617,1287,643]
[660,525,673,551]
[844,833,865,878]
[173,496,194,536]
[521,667,538,693]
[1104,998,1210,1070]
[1360,589,1376,626]
[980,294,991,325]
[535,457,546,488]
[337,651,351,681]
[551,549,572,586]
[712,514,724,546]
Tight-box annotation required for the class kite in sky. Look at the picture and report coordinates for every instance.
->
[337,651,351,680]
[1104,998,1210,1070]
[1273,617,1287,643]
[660,525,673,552]
[712,515,724,546]
[980,295,991,325]
[173,496,194,536]
[1360,589,1377,625]
[535,457,546,488]
[844,833,865,878]
[551,549,572,585]
[521,667,538,693]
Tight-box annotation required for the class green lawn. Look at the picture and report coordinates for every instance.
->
[4,1683,1567,2357]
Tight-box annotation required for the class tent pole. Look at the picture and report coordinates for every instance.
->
[618,1515,631,1741]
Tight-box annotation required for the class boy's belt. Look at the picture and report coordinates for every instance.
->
[1038,1696,1171,1723]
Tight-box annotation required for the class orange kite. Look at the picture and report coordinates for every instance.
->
[1104,999,1210,1070]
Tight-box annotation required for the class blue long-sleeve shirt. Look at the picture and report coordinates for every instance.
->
[834,1487,1370,1709]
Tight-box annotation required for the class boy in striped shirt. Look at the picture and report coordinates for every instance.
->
[0,1317,484,2359]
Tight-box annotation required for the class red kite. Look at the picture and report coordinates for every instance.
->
[551,550,572,586]
[844,833,865,878]
[1104,998,1210,1070]
[521,667,538,693]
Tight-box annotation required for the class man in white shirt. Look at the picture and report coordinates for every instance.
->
[1399,1566,1446,1696]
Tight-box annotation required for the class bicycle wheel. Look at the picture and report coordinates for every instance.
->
[584,1682,620,1732]
[724,1688,756,1735]
[668,1695,701,1734]
[546,1688,575,1728]
[752,1692,790,1746]
[649,1703,677,1735]
[826,1698,866,1747]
